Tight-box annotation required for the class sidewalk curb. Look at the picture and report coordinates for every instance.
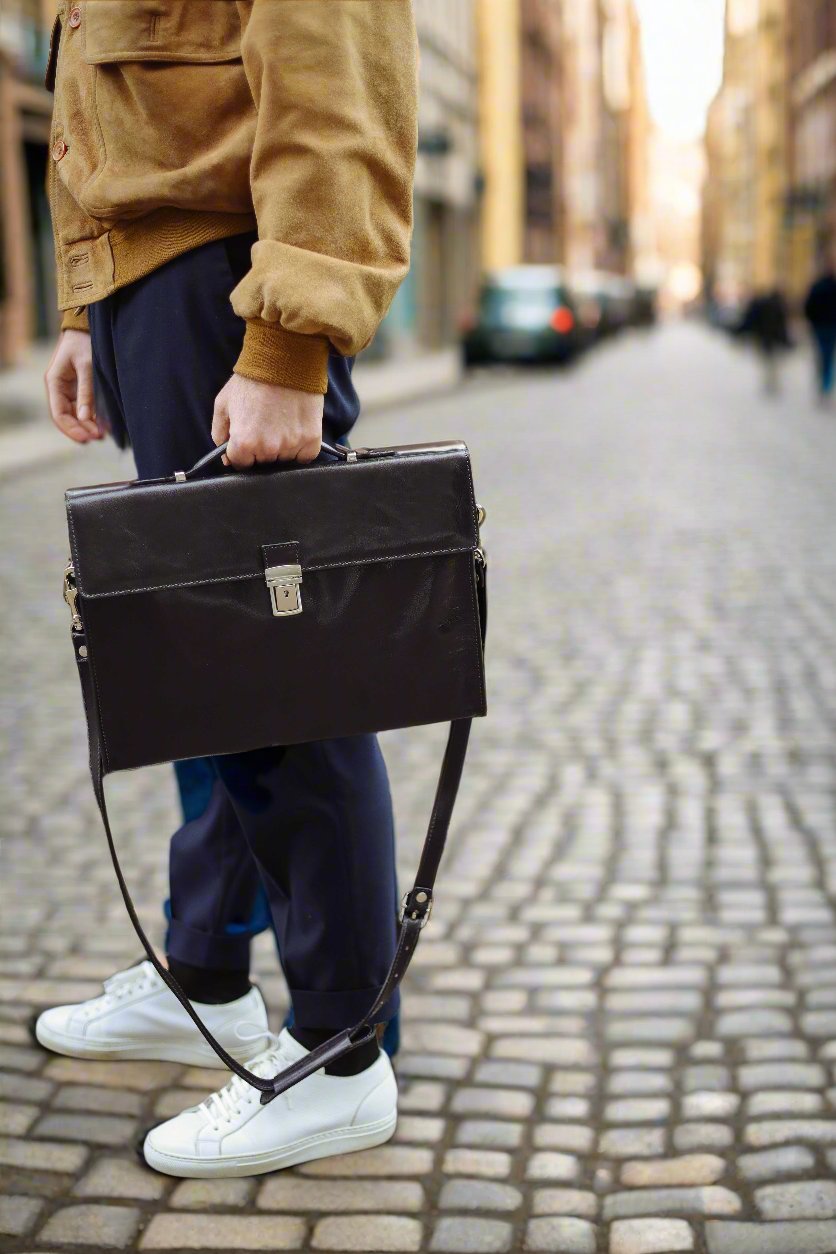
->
[353,347,462,412]
[0,425,77,482]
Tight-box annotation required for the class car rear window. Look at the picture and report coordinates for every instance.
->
[481,285,566,319]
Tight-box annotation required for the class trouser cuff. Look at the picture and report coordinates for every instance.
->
[290,984,400,1032]
[166,917,251,972]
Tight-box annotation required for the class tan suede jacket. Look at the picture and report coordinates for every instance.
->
[48,0,417,391]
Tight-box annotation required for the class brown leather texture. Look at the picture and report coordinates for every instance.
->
[65,443,487,774]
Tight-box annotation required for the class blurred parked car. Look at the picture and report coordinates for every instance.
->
[567,270,637,341]
[462,266,580,366]
[603,275,636,333]
[566,271,605,344]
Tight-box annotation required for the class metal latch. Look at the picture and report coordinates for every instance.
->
[475,503,487,570]
[264,564,303,617]
[63,558,83,632]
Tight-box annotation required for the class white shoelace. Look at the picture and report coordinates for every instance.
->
[89,963,156,1011]
[199,1031,288,1131]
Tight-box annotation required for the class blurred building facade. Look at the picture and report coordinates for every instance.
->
[477,0,524,272]
[379,0,481,359]
[560,0,605,271]
[477,0,567,271]
[519,0,564,263]
[703,0,836,307]
[753,0,788,289]
[702,0,759,307]
[623,2,654,282]
[786,0,836,297]
[478,0,650,279]
[0,0,56,366]
[599,0,631,273]
[598,0,651,275]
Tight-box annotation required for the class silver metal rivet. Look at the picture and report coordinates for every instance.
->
[78,645,88,658]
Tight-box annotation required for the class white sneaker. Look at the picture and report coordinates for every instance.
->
[142,1027,397,1178]
[34,961,269,1068]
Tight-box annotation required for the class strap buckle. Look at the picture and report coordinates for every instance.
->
[400,888,433,929]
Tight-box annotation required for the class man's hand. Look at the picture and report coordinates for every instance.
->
[44,330,102,443]
[212,375,324,468]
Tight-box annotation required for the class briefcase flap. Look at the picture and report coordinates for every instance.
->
[66,443,479,600]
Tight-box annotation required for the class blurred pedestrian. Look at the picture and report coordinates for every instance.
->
[803,262,836,404]
[736,289,792,396]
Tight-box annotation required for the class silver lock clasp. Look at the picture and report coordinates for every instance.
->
[264,564,303,616]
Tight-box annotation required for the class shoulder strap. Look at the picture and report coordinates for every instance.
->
[70,560,484,1103]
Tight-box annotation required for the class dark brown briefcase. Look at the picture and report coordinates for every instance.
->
[63,439,487,1103]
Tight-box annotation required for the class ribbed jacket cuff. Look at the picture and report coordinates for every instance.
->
[61,307,89,333]
[235,320,329,394]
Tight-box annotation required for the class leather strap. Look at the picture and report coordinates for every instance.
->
[71,559,485,1103]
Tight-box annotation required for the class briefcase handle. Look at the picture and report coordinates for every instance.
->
[181,439,350,480]
[178,440,466,483]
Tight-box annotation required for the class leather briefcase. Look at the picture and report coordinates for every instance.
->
[63,439,487,1103]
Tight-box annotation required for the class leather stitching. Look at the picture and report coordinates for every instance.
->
[70,545,478,599]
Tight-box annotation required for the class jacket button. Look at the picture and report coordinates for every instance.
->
[52,138,68,162]
[68,6,82,28]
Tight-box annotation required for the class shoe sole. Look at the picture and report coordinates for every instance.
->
[34,1018,261,1069]
[142,1109,398,1178]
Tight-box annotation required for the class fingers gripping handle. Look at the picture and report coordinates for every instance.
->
[183,440,348,480]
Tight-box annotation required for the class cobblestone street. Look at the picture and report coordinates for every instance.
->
[3,321,836,1253]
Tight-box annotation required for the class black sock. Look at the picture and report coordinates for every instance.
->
[290,1025,380,1076]
[167,957,251,1005]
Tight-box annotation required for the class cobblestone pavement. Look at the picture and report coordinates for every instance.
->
[2,322,836,1253]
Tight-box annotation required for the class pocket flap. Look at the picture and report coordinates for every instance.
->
[66,446,479,600]
[83,0,241,64]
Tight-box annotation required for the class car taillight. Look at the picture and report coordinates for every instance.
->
[550,306,575,334]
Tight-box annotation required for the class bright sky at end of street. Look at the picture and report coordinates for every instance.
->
[633,0,726,143]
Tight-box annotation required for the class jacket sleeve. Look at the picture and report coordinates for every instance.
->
[232,0,418,393]
[61,307,89,333]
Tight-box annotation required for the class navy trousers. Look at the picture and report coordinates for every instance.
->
[87,233,400,1030]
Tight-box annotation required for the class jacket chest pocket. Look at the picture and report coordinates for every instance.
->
[82,0,241,64]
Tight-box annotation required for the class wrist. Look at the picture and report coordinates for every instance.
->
[235,320,329,394]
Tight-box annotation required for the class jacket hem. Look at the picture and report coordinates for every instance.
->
[56,207,258,310]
